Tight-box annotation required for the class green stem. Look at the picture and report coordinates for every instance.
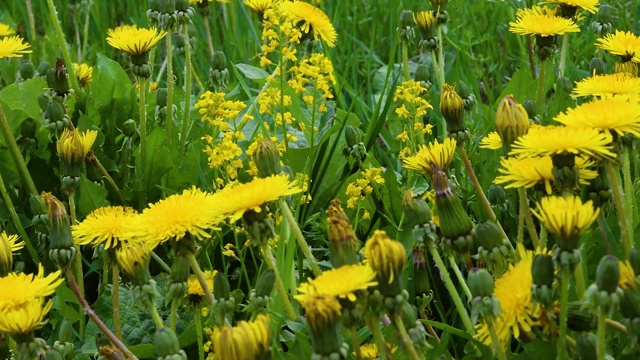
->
[527,36,536,80]
[430,50,442,89]
[0,105,38,198]
[605,161,633,257]
[170,300,178,332]
[278,199,322,276]
[393,314,421,360]
[203,16,215,57]
[622,146,636,239]
[574,261,586,296]
[558,34,569,78]
[437,26,445,84]
[151,250,172,273]
[70,193,86,340]
[597,307,607,360]
[539,226,548,250]
[402,40,410,82]
[149,306,165,329]
[487,316,507,360]
[350,327,362,360]
[81,0,92,60]
[166,34,174,145]
[45,0,81,95]
[178,26,193,155]
[138,76,148,209]
[426,240,474,334]
[195,308,204,360]
[186,253,215,304]
[536,59,546,115]
[260,243,297,321]
[606,319,627,335]
[0,172,39,262]
[91,154,126,205]
[25,0,36,43]
[517,187,539,248]
[112,263,122,340]
[366,314,388,360]
[448,254,472,300]
[557,266,571,360]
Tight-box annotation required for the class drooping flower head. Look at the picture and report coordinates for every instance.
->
[0,36,31,58]
[210,314,271,360]
[531,195,599,241]
[573,73,640,98]
[73,206,139,250]
[280,1,337,47]
[403,137,457,174]
[296,264,378,302]
[106,25,167,57]
[554,96,640,137]
[509,6,580,37]
[509,125,615,160]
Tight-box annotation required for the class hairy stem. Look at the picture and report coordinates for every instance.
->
[166,34,175,145]
[138,76,148,209]
[278,198,322,276]
[557,266,571,360]
[260,243,297,321]
[597,307,607,360]
[178,26,193,155]
[45,0,81,94]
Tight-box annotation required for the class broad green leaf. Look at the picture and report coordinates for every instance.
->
[76,176,109,218]
[235,63,270,80]
[90,52,133,113]
[0,77,47,143]
[143,127,175,196]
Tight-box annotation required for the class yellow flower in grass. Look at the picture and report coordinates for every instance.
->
[479,131,503,150]
[0,297,54,335]
[394,80,433,119]
[0,23,15,37]
[211,314,271,360]
[531,195,599,240]
[509,126,615,160]
[106,25,166,56]
[573,73,640,98]
[72,206,138,249]
[403,137,456,174]
[555,96,640,137]
[73,63,93,86]
[186,270,217,305]
[280,1,337,47]
[57,128,98,169]
[364,231,406,285]
[115,241,154,279]
[544,0,599,13]
[296,264,378,302]
[128,187,223,244]
[0,264,63,312]
[475,244,541,350]
[509,6,580,37]
[596,31,640,62]
[619,261,637,290]
[414,11,437,32]
[494,156,598,194]
[244,0,274,17]
[0,36,32,58]
[214,174,303,222]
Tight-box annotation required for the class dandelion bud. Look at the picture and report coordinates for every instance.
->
[326,199,348,221]
[156,88,168,108]
[19,60,35,80]
[166,256,190,304]
[343,125,366,163]
[37,61,50,77]
[566,302,597,332]
[255,269,276,297]
[522,99,537,119]
[42,192,76,270]
[345,125,362,148]
[468,268,494,299]
[440,84,468,141]
[412,245,430,296]
[556,76,573,93]
[57,128,98,194]
[327,217,360,267]
[488,184,506,205]
[209,51,229,89]
[402,189,432,227]
[432,167,475,254]
[495,94,529,156]
[620,289,640,336]
[615,61,638,77]
[397,10,415,43]
[414,64,431,89]
[414,11,438,50]
[589,57,606,76]
[174,0,195,25]
[122,119,137,138]
[596,5,613,25]
[155,327,187,360]
[629,248,640,276]
[211,315,272,360]
[576,333,597,360]
[298,294,347,358]
[596,255,620,294]
[46,59,70,96]
[253,139,282,178]
[476,221,512,275]
[364,230,406,297]
[531,254,555,306]
[46,100,66,126]
[45,348,64,360]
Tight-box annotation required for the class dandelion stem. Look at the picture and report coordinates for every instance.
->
[45,0,81,95]
[260,243,297,321]
[278,198,322,276]
[366,314,388,360]
[91,154,126,205]
[66,269,138,360]
[25,0,36,43]
[448,254,472,300]
[517,187,539,248]
[204,16,215,57]
[558,34,569,78]
[401,40,410,82]
[574,262,586,297]
[195,308,205,360]
[605,161,633,257]
[527,36,536,80]
[539,226,548,250]
[186,253,215,304]
[558,266,571,360]
[170,300,178,332]
[430,50,442,89]
[179,26,193,155]
[427,239,474,334]
[0,172,39,262]
[393,314,421,360]
[622,146,636,240]
[112,263,122,340]
[486,316,507,360]
[149,306,165,329]
[81,0,92,60]
[597,307,607,360]
[138,76,148,209]
[437,26,445,84]
[536,59,546,115]
[350,327,362,360]
[606,319,627,335]
[166,33,175,146]
[0,105,39,199]
[69,192,86,340]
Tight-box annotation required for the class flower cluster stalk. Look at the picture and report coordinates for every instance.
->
[557,267,571,360]
[597,307,607,360]
[260,243,297,321]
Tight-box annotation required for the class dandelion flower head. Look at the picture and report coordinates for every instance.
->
[73,206,139,249]
[296,264,378,302]
[509,6,580,37]
[280,1,337,47]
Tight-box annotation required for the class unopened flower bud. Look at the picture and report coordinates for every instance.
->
[345,125,363,148]
[46,100,66,125]
[21,118,37,139]
[615,61,638,77]
[397,10,415,43]
[440,84,468,141]
[327,217,360,267]
[576,333,597,360]
[567,302,597,332]
[496,94,529,156]
[42,192,76,269]
[122,119,137,137]
[255,269,276,297]
[412,245,430,296]
[253,139,282,178]
[629,248,640,276]
[432,167,475,253]
[19,60,35,80]
[532,254,554,288]
[209,51,229,88]
[468,268,493,299]
[157,88,168,107]
[326,199,348,221]
[37,61,50,77]
[155,327,186,359]
[402,190,431,227]
[414,64,430,84]
[46,59,71,96]
[596,255,620,294]
[589,58,606,76]
[522,99,537,119]
[596,5,612,24]
[556,76,573,94]
[488,184,506,205]
[45,348,64,360]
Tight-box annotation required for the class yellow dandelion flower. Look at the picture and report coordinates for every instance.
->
[73,63,93,86]
[544,0,599,13]
[596,30,640,61]
[618,261,637,290]
[0,23,15,37]
[554,96,640,137]
[244,0,274,17]
[214,174,303,222]
[414,11,437,32]
[280,1,337,47]
[509,125,615,160]
[475,244,542,350]
[531,195,599,240]
[509,6,580,37]
[0,264,63,312]
[0,36,32,58]
[0,297,54,335]
[211,314,271,360]
[364,230,406,284]
[479,131,504,150]
[573,73,640,98]
[403,137,457,174]
[359,343,398,359]
[187,270,217,302]
[57,128,98,168]
[297,294,342,330]
[115,241,154,279]
[72,206,138,249]
[296,264,378,302]
[0,231,24,255]
[106,25,166,56]
[128,187,223,244]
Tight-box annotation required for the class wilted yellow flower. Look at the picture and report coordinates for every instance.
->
[280,1,337,47]
[0,36,31,58]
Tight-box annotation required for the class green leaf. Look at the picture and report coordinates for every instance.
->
[235,63,269,80]
[493,60,554,108]
[0,77,47,144]
[91,52,134,113]
[76,176,109,218]
[143,127,175,196]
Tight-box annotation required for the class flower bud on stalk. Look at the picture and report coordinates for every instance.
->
[476,221,513,276]
[468,268,500,324]
[495,95,529,156]
[253,139,282,178]
[585,256,623,312]
[57,128,98,195]
[327,217,360,267]
[42,192,76,270]
[531,254,555,307]
[440,84,469,141]
[397,10,415,43]
[155,327,187,360]
[209,51,229,89]
[298,294,349,359]
[46,59,70,97]
[589,57,606,76]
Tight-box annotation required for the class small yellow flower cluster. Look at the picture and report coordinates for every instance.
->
[260,8,302,67]
[345,167,385,209]
[393,80,433,120]
[257,86,296,126]
[288,53,336,110]
[195,91,248,131]
[203,131,245,180]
